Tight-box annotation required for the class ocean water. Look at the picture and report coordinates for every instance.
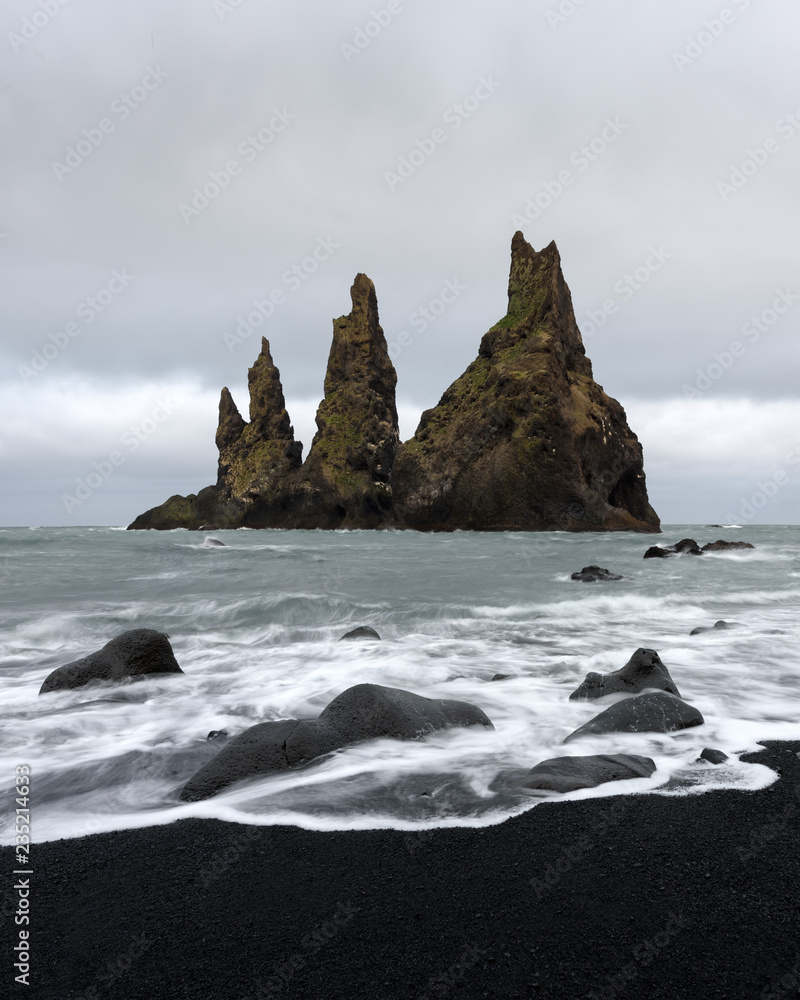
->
[1,524,799,845]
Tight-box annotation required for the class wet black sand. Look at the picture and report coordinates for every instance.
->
[6,741,800,1000]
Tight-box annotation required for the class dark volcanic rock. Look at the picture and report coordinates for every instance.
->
[339,626,381,641]
[570,565,623,582]
[643,545,671,559]
[179,684,494,801]
[491,673,513,682]
[701,539,755,551]
[39,629,183,694]
[569,648,681,701]
[644,538,704,558]
[127,339,302,530]
[689,620,741,636]
[699,747,729,764]
[671,538,703,555]
[564,691,704,742]
[127,237,660,534]
[521,753,656,792]
[391,233,660,533]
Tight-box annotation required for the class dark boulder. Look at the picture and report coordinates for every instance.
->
[206,730,229,741]
[699,747,729,764]
[491,673,513,682]
[644,538,704,558]
[564,691,704,743]
[671,538,703,555]
[340,626,381,641]
[179,684,493,801]
[521,753,656,792]
[39,629,183,694]
[180,719,302,801]
[643,546,671,559]
[570,565,623,582]
[701,540,755,552]
[569,648,680,701]
[689,620,741,636]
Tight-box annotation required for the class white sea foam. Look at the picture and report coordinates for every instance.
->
[1,524,798,844]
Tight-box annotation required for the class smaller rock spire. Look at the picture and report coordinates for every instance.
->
[215,387,245,451]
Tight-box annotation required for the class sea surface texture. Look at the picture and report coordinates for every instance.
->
[2,524,798,844]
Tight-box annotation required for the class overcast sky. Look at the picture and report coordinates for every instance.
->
[2,0,798,527]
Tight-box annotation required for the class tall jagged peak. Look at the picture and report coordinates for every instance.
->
[323,273,396,401]
[247,337,296,441]
[215,387,245,451]
[481,232,589,376]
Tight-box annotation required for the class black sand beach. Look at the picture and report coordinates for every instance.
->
[7,741,800,1000]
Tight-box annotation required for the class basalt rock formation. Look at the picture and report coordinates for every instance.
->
[128,235,660,533]
[391,234,659,532]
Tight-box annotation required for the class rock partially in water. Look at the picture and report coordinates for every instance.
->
[644,538,703,558]
[689,620,742,636]
[564,691,704,743]
[570,565,623,582]
[339,626,381,641]
[521,753,656,792]
[701,540,755,552]
[179,683,494,801]
[569,648,681,701]
[699,747,729,764]
[39,629,183,694]
[203,537,226,547]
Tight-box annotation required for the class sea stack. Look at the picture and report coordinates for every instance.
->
[390,234,659,531]
[128,235,660,533]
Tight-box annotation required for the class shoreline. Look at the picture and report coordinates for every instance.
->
[6,740,800,1000]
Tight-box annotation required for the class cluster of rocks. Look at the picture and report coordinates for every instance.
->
[38,628,730,802]
[644,538,754,559]
[127,234,660,534]
[570,537,755,583]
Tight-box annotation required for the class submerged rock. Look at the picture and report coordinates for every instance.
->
[643,546,671,559]
[339,626,381,641]
[203,538,226,547]
[179,683,493,801]
[39,629,183,694]
[128,235,659,534]
[570,565,623,582]
[689,620,742,636]
[701,540,755,552]
[564,691,704,742]
[569,648,681,701]
[521,753,656,792]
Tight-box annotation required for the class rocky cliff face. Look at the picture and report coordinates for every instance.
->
[390,234,660,532]
[128,276,400,531]
[128,236,659,533]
